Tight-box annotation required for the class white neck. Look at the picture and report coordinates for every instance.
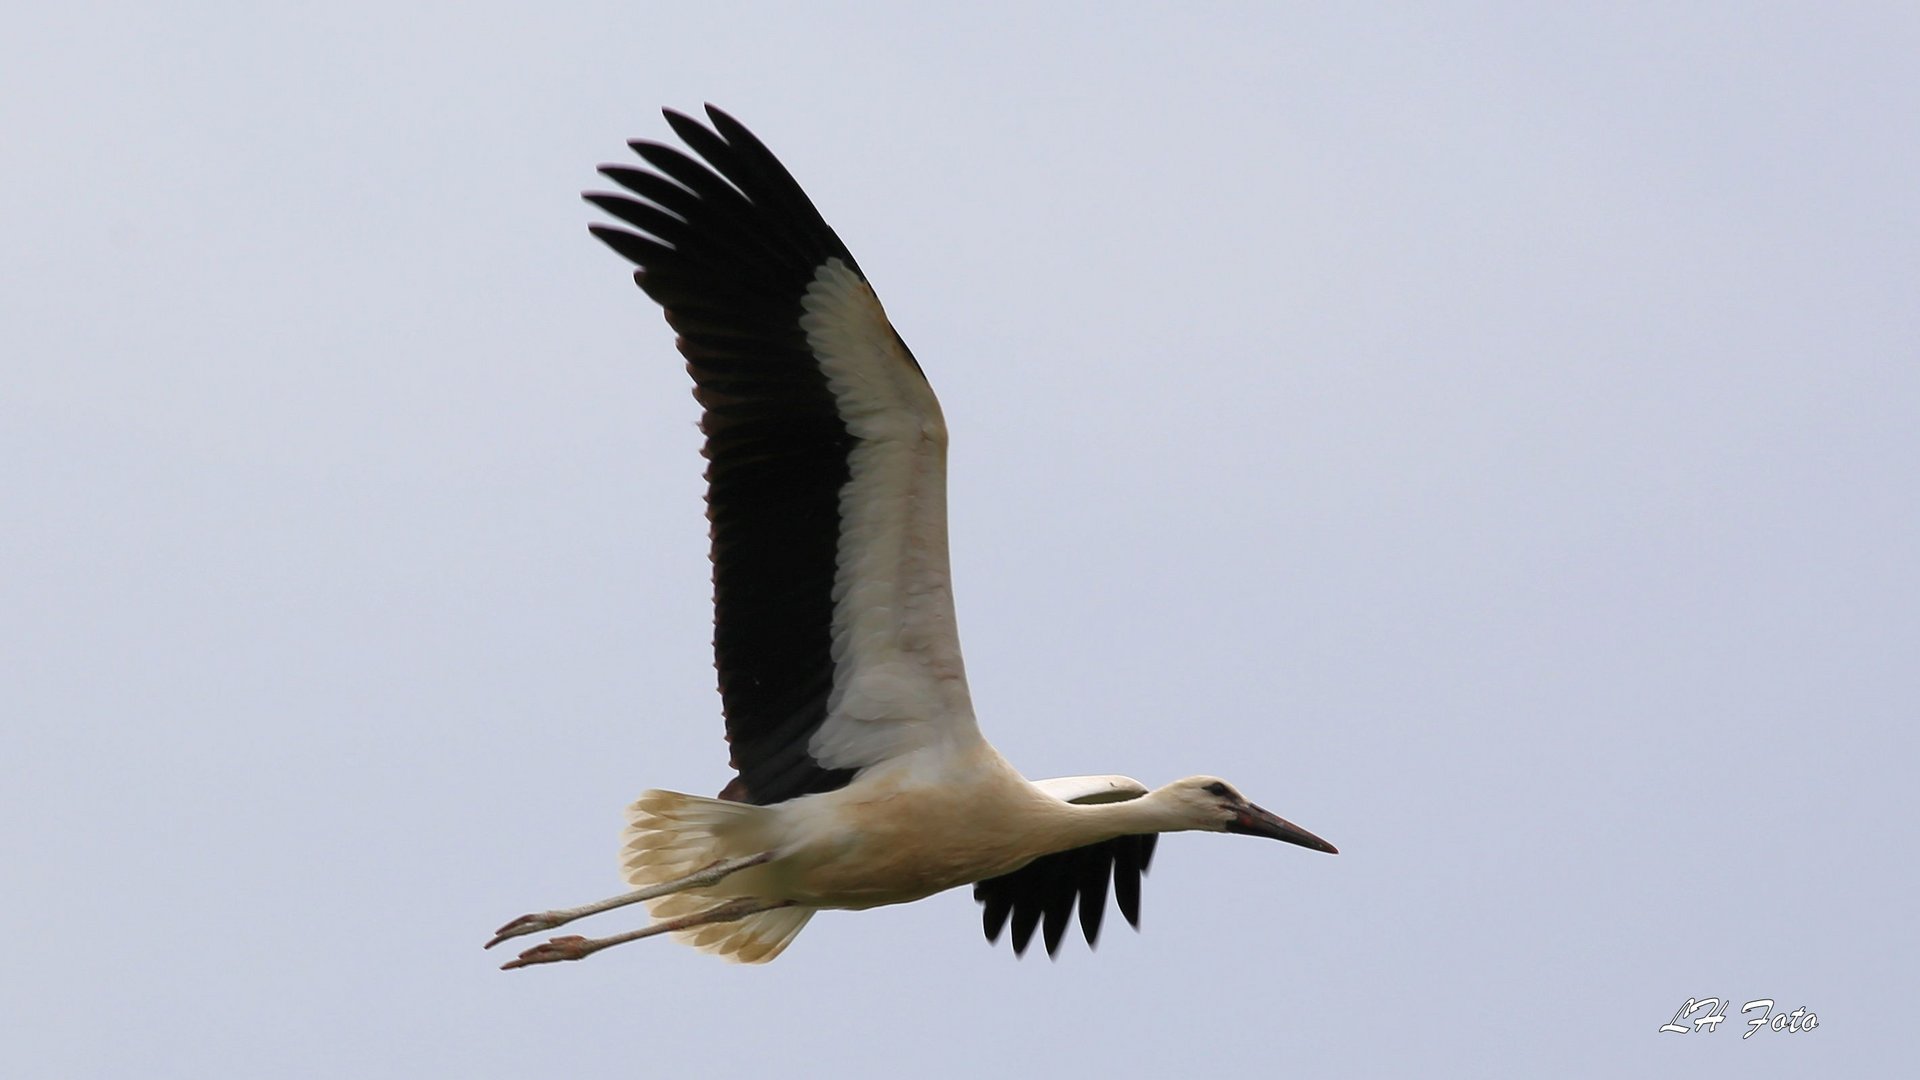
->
[1043,786,1198,850]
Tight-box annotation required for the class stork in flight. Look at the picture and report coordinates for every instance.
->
[487,106,1336,968]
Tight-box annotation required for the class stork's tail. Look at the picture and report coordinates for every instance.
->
[621,790,814,964]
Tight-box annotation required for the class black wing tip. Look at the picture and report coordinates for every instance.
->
[661,107,707,146]
[700,105,764,155]
[646,106,741,160]
[580,191,625,213]
[658,103,729,126]
[584,222,649,262]
[590,164,654,191]
[974,836,1154,959]
[979,887,1011,945]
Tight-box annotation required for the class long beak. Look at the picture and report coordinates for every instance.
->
[1227,803,1339,854]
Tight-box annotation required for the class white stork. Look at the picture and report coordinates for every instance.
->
[487,106,1336,968]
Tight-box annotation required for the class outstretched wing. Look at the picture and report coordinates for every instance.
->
[973,776,1158,958]
[587,107,978,806]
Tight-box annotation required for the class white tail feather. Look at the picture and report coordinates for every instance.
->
[621,790,815,963]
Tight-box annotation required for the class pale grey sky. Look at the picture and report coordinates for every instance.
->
[5,3,1915,1076]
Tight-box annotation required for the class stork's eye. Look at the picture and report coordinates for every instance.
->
[1203,781,1231,797]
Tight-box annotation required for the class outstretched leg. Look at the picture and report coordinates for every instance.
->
[500,898,796,970]
[485,850,776,949]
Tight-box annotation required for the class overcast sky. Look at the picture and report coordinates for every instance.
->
[6,3,1915,1077]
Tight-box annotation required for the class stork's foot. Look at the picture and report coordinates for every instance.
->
[485,912,567,950]
[484,851,780,951]
[500,935,603,970]
[495,897,798,971]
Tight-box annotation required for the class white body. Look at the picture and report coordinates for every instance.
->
[623,748,1185,961]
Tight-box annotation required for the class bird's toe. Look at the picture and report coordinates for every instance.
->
[500,936,595,970]
[485,912,563,949]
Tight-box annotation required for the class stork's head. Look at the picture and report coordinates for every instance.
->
[1162,776,1339,854]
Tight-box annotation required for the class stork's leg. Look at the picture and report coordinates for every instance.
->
[499,897,796,970]
[484,851,776,949]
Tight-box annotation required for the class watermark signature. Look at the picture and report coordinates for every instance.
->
[1660,998,1818,1037]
